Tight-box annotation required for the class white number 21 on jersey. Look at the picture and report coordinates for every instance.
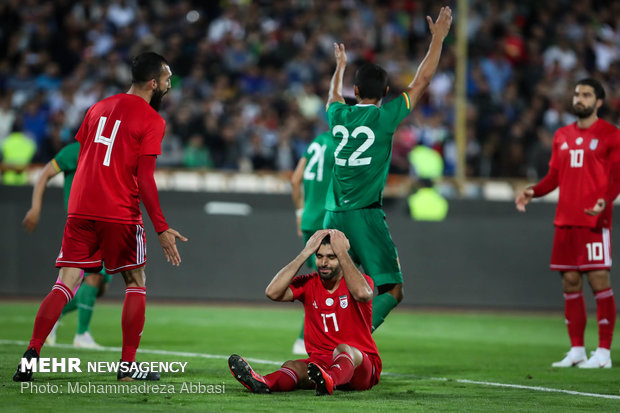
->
[94,116,121,167]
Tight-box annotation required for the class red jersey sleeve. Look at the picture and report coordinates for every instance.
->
[289,274,314,302]
[139,116,165,156]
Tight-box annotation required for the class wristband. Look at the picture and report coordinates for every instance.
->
[295,208,304,218]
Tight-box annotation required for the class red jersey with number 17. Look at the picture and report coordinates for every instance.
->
[550,118,620,228]
[290,273,381,368]
[68,94,165,224]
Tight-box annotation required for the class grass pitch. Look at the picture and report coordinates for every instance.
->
[1,301,618,412]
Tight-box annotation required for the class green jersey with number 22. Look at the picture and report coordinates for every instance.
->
[325,92,411,211]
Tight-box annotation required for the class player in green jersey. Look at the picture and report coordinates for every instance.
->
[324,6,452,331]
[290,131,336,354]
[22,141,111,348]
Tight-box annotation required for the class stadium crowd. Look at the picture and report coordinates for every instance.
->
[0,0,619,179]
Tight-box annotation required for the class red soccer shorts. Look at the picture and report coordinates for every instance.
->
[56,217,147,274]
[551,226,612,272]
[301,351,381,391]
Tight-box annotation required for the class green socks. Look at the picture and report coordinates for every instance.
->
[372,293,398,332]
[76,283,98,334]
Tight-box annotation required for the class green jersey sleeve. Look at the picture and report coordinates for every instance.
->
[53,142,80,173]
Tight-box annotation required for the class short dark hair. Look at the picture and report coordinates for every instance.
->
[320,234,331,245]
[131,52,168,84]
[354,63,388,100]
[576,78,605,101]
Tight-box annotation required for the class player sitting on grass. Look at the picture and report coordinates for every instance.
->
[228,229,381,396]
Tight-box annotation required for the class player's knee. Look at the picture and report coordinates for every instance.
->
[122,267,146,287]
[561,272,582,292]
[282,360,307,379]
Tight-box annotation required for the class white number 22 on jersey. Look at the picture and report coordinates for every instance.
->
[333,125,375,167]
[94,116,121,167]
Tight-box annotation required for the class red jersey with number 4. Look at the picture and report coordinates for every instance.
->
[290,273,380,363]
[550,119,620,228]
[68,94,165,224]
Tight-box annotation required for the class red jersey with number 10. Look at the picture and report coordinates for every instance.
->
[68,94,165,224]
[550,119,620,228]
[290,273,381,368]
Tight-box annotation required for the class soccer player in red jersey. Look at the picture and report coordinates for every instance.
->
[516,78,620,368]
[228,229,381,396]
[14,52,187,382]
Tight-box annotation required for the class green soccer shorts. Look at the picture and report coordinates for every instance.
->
[323,208,403,286]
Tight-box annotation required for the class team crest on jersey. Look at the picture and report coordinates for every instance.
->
[339,295,348,309]
[325,298,334,306]
[560,142,569,150]
[590,139,598,150]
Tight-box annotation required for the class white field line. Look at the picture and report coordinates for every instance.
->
[2,339,619,400]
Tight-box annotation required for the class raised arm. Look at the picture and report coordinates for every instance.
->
[290,157,307,237]
[265,229,330,301]
[326,43,347,108]
[328,230,373,303]
[22,161,60,232]
[406,6,452,107]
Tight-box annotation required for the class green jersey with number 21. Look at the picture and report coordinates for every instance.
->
[326,92,412,211]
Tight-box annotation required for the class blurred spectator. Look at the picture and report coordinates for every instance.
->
[1,121,36,185]
[183,134,213,169]
[0,0,618,179]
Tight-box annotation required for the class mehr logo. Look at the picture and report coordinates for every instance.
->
[19,358,188,373]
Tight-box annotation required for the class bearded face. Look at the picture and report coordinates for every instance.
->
[149,83,168,111]
[572,100,596,119]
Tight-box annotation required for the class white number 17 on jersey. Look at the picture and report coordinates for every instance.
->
[94,116,121,167]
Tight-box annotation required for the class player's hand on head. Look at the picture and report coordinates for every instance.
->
[585,198,606,216]
[333,43,347,66]
[303,229,329,255]
[22,208,40,232]
[158,227,188,266]
[427,6,452,40]
[329,229,350,254]
[515,187,534,212]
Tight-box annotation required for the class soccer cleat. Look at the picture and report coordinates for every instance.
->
[13,348,39,382]
[551,347,587,367]
[578,349,612,369]
[45,321,60,346]
[117,360,161,381]
[292,338,307,355]
[307,362,334,396]
[228,354,271,394]
[73,331,103,349]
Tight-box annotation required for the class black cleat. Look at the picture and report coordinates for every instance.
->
[117,360,161,381]
[228,354,271,394]
[13,348,39,382]
[307,362,334,396]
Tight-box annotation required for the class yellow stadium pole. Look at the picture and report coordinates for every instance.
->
[454,0,468,192]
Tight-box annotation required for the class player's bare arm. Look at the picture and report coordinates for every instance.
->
[326,43,347,108]
[515,187,534,212]
[406,6,452,107]
[22,161,60,232]
[266,229,330,302]
[328,230,373,303]
[291,157,307,237]
[585,198,606,216]
[158,228,188,266]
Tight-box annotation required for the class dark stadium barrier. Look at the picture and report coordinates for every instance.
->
[1,185,614,312]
